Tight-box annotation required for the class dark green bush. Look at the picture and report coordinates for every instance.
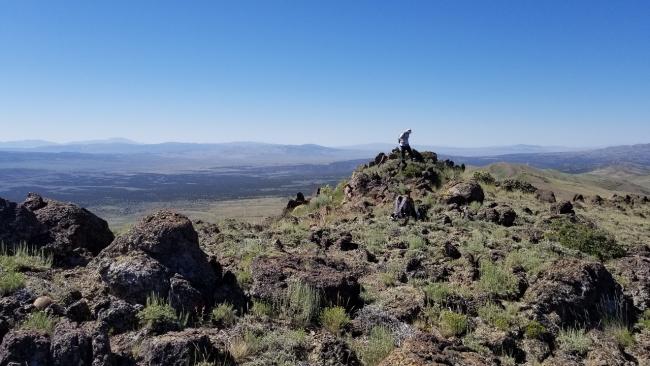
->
[551,220,624,260]
[472,171,496,185]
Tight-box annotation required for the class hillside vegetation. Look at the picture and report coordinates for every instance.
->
[0,150,649,365]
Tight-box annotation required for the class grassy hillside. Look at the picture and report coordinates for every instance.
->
[473,162,650,200]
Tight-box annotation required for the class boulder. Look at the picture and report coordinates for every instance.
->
[378,333,498,366]
[96,298,140,334]
[609,256,650,312]
[0,197,45,247]
[550,200,574,215]
[588,195,604,205]
[138,329,231,366]
[477,205,517,227]
[23,193,114,266]
[310,334,361,366]
[49,320,112,366]
[524,259,624,325]
[441,181,485,205]
[572,194,584,202]
[92,210,219,310]
[535,190,556,203]
[251,254,362,310]
[0,330,50,366]
[377,286,424,322]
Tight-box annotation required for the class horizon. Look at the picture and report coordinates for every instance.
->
[2,1,650,146]
[0,136,619,150]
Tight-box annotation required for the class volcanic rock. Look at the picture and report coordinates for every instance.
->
[92,210,219,310]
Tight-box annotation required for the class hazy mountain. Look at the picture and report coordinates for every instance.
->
[450,143,650,173]
[0,140,56,149]
[341,143,582,157]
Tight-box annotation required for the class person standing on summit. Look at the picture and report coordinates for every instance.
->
[398,128,413,162]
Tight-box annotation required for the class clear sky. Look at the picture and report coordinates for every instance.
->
[1,0,649,147]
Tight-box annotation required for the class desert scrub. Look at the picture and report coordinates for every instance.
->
[472,171,496,185]
[524,320,547,339]
[320,306,350,334]
[604,318,635,348]
[212,303,237,327]
[478,260,519,298]
[406,234,427,251]
[251,300,273,317]
[505,247,551,275]
[279,281,321,327]
[20,311,57,334]
[422,282,469,307]
[638,309,650,330]
[550,220,624,260]
[355,326,395,366]
[0,270,25,295]
[438,310,469,337]
[557,328,592,355]
[228,330,264,362]
[478,303,518,331]
[137,294,188,330]
[0,243,52,271]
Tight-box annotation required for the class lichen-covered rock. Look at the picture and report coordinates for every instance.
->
[378,333,498,366]
[609,255,650,312]
[477,204,517,226]
[251,254,362,309]
[550,200,574,215]
[138,329,231,366]
[524,259,624,325]
[24,193,114,266]
[0,197,45,248]
[441,181,485,205]
[310,334,361,366]
[535,189,557,203]
[92,210,220,310]
[0,330,50,366]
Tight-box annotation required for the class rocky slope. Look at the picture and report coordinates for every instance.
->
[0,150,649,365]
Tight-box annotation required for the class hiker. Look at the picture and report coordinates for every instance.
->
[398,129,413,162]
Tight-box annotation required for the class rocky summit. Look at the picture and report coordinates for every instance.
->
[0,150,649,365]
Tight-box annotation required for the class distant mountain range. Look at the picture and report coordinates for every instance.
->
[0,139,585,157]
[447,143,650,173]
[0,139,648,175]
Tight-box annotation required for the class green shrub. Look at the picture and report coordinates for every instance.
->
[212,303,237,327]
[406,234,426,251]
[20,311,57,334]
[524,320,547,339]
[607,323,635,348]
[557,328,592,355]
[478,303,517,331]
[137,294,187,330]
[638,309,650,329]
[423,282,455,305]
[0,270,25,295]
[0,243,53,271]
[279,281,321,327]
[472,171,496,185]
[251,300,273,317]
[438,310,469,337]
[401,163,424,178]
[320,306,350,334]
[551,220,624,260]
[478,261,519,298]
[229,330,263,362]
[356,326,395,366]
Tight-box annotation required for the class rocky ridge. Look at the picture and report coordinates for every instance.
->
[0,149,649,365]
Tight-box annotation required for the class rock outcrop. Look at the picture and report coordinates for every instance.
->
[524,259,624,325]
[0,193,114,266]
[440,181,485,205]
[92,210,220,310]
[251,254,362,309]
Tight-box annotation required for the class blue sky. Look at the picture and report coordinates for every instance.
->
[1,0,649,147]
